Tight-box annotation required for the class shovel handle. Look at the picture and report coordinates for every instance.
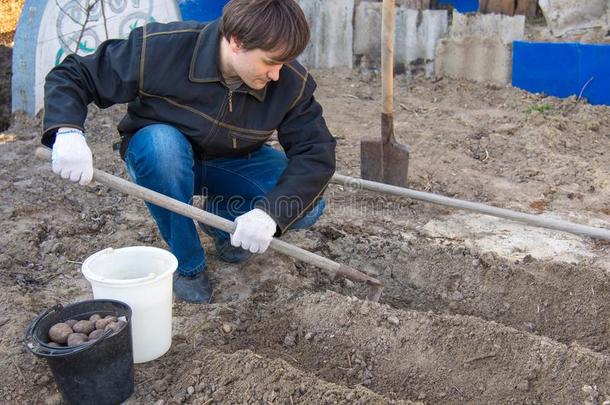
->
[382,0,395,115]
[35,147,383,296]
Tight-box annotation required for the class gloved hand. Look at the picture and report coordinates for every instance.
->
[231,208,277,253]
[51,127,93,186]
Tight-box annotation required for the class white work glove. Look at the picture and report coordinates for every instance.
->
[51,127,93,186]
[231,208,277,253]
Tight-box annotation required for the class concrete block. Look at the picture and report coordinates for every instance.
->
[396,0,431,8]
[354,2,383,59]
[539,0,608,37]
[450,10,525,45]
[435,36,512,84]
[297,0,354,68]
[354,2,448,75]
[395,9,449,74]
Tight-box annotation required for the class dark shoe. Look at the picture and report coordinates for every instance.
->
[215,238,253,264]
[173,272,213,303]
[199,223,253,264]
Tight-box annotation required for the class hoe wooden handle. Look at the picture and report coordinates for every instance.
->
[36,147,383,301]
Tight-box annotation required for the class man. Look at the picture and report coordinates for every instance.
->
[42,0,336,303]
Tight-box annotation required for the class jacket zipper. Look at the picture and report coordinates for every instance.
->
[228,88,235,147]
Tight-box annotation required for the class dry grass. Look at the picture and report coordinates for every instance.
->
[0,0,25,46]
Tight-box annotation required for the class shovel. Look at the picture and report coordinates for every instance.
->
[35,147,383,301]
[360,0,410,187]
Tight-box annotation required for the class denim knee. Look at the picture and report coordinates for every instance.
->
[125,124,194,181]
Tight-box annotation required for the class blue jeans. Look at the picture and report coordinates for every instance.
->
[124,124,325,276]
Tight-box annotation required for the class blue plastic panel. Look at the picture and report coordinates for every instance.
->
[437,0,479,13]
[179,0,229,22]
[512,41,580,99]
[579,44,610,105]
[513,41,610,105]
[456,0,479,12]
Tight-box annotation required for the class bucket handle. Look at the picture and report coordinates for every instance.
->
[24,305,115,357]
[24,304,63,355]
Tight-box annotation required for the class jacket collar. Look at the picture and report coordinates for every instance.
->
[189,19,267,102]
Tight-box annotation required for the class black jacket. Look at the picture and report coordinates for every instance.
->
[42,19,336,233]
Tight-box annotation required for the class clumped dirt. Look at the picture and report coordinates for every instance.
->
[1,49,609,403]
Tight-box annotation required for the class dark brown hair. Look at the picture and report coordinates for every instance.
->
[221,0,310,62]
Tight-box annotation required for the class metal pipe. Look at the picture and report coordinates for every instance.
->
[331,173,610,241]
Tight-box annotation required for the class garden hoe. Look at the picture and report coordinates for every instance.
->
[36,147,383,301]
[360,0,410,187]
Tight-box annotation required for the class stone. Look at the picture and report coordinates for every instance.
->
[153,379,168,393]
[517,380,530,391]
[539,0,608,37]
[284,332,297,347]
[387,315,400,325]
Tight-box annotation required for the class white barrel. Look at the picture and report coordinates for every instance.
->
[81,247,177,363]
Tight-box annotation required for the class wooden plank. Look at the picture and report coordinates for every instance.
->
[480,0,515,15]
[515,0,538,16]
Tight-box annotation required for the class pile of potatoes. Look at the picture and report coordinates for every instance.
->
[47,314,127,347]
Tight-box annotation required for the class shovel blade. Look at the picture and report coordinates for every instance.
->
[360,138,410,187]
[360,138,383,182]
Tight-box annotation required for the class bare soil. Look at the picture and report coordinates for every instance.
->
[1,55,609,403]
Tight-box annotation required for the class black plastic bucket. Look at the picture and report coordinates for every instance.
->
[24,299,134,405]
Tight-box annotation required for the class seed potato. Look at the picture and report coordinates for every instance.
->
[88,329,105,340]
[89,314,102,322]
[48,323,73,344]
[67,333,89,347]
[95,316,117,330]
[72,320,95,334]
[64,319,78,328]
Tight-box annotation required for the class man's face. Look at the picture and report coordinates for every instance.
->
[229,39,285,90]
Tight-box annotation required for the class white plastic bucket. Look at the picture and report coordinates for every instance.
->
[81,246,177,363]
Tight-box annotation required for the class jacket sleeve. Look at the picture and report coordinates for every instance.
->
[41,27,144,147]
[255,74,336,234]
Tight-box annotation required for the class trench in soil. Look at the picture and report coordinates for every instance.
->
[171,288,610,404]
[165,201,610,404]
